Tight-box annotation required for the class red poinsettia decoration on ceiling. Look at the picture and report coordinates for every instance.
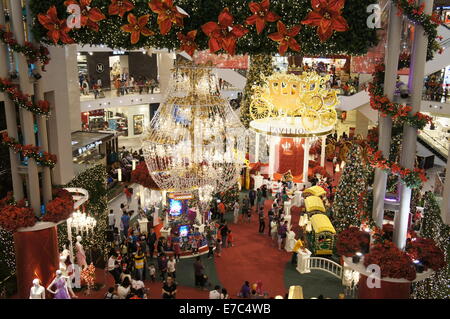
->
[149,0,188,35]
[301,0,349,42]
[201,8,249,56]
[268,21,301,55]
[121,14,154,45]
[108,0,135,17]
[64,0,106,32]
[37,6,74,44]
[246,0,280,34]
[177,30,198,57]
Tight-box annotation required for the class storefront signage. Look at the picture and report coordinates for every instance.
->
[168,192,193,200]
[269,126,307,136]
[96,63,105,73]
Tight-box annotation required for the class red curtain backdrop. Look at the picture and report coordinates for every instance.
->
[357,275,411,299]
[14,226,60,299]
[276,138,304,177]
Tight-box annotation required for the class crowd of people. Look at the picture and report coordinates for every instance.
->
[302,61,360,96]
[78,73,159,99]
[423,74,449,102]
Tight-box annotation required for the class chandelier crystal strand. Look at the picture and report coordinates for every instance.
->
[142,62,247,192]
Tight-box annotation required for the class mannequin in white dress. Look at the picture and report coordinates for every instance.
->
[29,279,45,299]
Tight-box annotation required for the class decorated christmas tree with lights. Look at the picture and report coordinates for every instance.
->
[240,54,274,128]
[332,143,372,233]
[412,192,450,299]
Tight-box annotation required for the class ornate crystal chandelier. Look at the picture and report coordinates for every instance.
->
[142,62,247,192]
[67,210,97,235]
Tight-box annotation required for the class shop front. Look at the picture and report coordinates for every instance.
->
[71,131,118,174]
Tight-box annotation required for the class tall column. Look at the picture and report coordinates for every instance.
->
[0,1,23,199]
[303,139,310,183]
[372,3,402,227]
[34,75,53,203]
[43,46,76,185]
[10,0,41,214]
[157,52,175,96]
[320,136,326,167]
[254,133,260,163]
[396,0,434,249]
[355,111,369,138]
[441,148,450,225]
[268,137,276,179]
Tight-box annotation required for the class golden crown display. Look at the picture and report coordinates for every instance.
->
[249,72,338,136]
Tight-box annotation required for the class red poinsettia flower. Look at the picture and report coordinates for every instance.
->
[64,0,106,32]
[121,14,154,45]
[201,8,249,56]
[246,0,280,34]
[149,0,188,35]
[177,30,198,57]
[108,0,135,17]
[268,21,301,55]
[37,6,74,44]
[301,0,349,42]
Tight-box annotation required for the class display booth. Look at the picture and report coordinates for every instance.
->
[248,72,338,185]
[159,192,209,258]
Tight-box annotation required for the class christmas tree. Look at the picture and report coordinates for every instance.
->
[411,192,450,299]
[240,54,274,128]
[333,143,372,233]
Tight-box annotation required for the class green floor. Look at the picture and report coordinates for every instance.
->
[284,262,349,299]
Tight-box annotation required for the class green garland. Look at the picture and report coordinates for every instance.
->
[0,24,51,67]
[30,0,378,56]
[368,63,433,130]
[392,0,442,62]
[1,132,57,168]
[0,78,51,117]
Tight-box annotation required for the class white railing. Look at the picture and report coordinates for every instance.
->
[308,257,343,279]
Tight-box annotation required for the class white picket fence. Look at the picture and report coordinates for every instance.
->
[308,257,343,279]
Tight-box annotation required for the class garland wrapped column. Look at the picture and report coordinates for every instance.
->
[371,2,402,227]
[396,0,434,250]
[240,54,273,128]
[0,1,23,200]
[9,0,41,214]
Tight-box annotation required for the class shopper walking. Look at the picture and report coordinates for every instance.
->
[248,189,256,208]
[133,248,145,281]
[194,256,206,289]
[207,236,216,259]
[220,222,229,248]
[233,201,240,224]
[258,207,265,233]
[167,255,177,279]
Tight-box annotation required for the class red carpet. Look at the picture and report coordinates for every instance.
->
[213,199,301,298]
